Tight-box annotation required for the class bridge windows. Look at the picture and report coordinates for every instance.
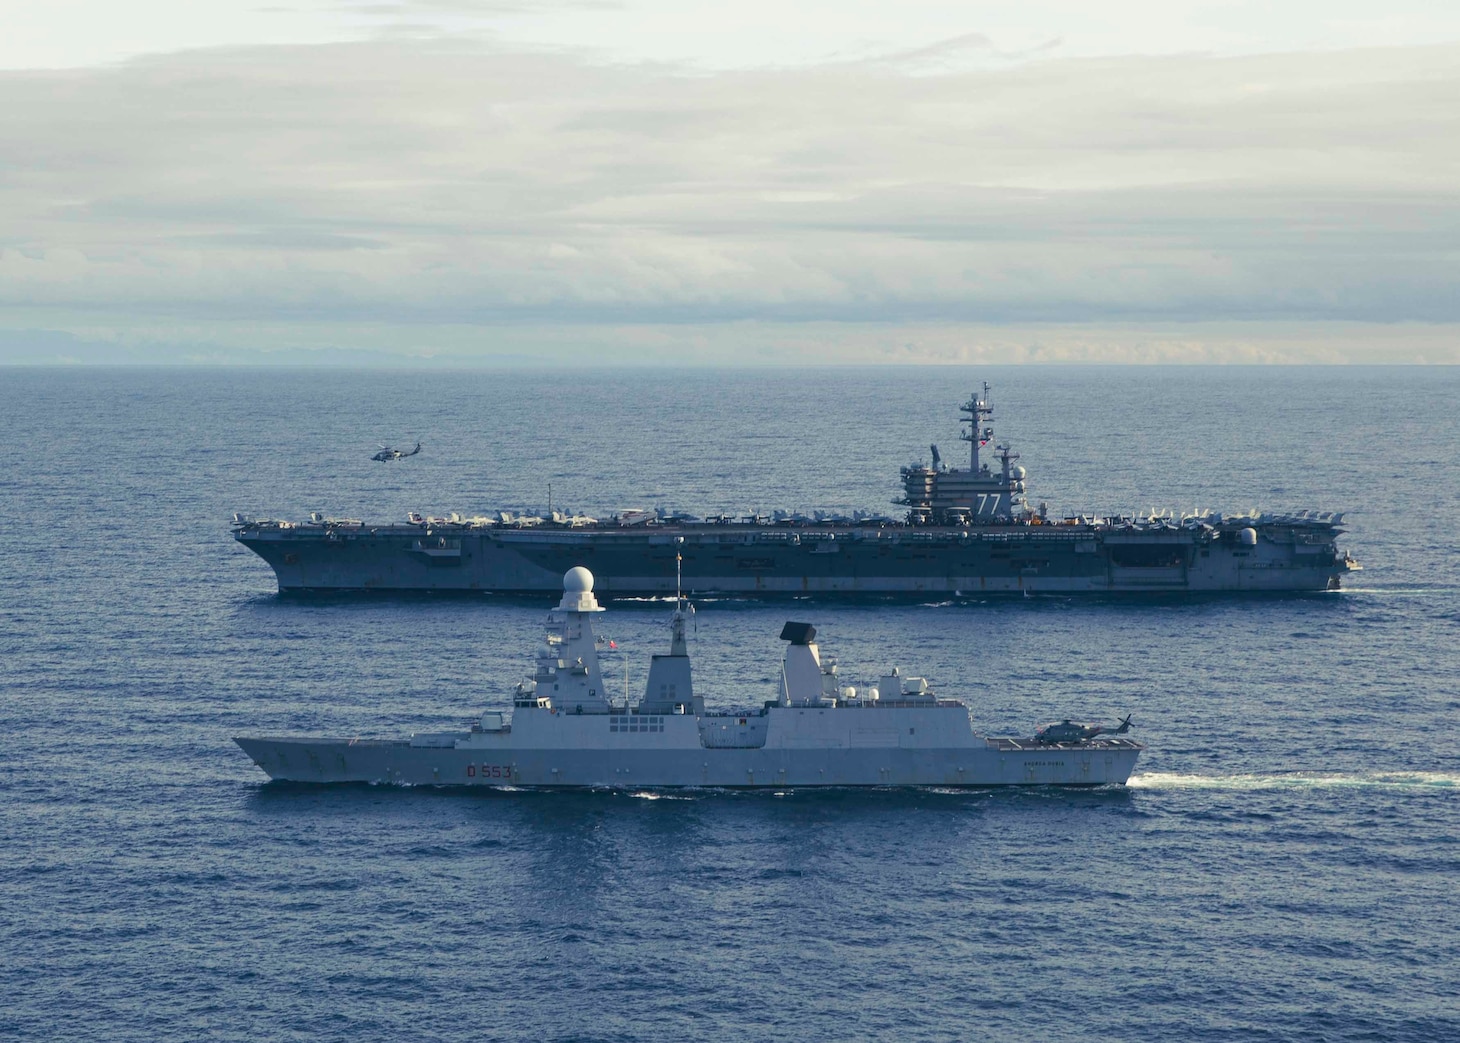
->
[609,715,665,733]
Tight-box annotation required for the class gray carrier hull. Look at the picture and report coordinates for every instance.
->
[235,519,1354,595]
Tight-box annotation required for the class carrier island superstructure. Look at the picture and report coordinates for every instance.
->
[235,567,1143,788]
[232,387,1359,595]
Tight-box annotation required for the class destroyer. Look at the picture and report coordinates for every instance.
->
[235,567,1142,788]
[233,386,1359,594]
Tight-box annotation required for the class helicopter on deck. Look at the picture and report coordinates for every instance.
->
[371,442,421,462]
[1034,714,1134,745]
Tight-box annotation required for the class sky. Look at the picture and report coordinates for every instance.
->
[2,1,1457,365]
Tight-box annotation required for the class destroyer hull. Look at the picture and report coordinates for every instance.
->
[235,523,1352,595]
[235,735,1142,788]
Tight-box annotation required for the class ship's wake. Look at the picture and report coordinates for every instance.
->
[1129,771,1459,791]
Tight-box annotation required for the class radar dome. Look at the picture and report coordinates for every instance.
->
[563,566,595,593]
[1012,466,1027,480]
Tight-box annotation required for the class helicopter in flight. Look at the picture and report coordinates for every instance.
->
[1034,714,1134,745]
[371,442,421,462]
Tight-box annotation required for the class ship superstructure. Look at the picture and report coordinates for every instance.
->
[235,568,1143,788]
[900,384,1030,526]
[232,387,1359,595]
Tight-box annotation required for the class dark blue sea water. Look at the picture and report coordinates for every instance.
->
[1,365,1457,1042]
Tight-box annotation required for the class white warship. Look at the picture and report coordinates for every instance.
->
[235,567,1143,788]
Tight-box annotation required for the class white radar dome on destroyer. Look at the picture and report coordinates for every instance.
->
[564,566,594,592]
[558,566,604,612]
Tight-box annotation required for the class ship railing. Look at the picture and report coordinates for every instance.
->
[840,699,963,709]
[988,736,1142,751]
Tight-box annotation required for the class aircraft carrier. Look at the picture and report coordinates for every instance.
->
[232,387,1359,595]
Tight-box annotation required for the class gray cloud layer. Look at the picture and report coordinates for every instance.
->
[1,39,1456,361]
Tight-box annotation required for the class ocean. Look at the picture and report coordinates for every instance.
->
[1,364,1456,1042]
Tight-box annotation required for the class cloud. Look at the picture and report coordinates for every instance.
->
[3,319,1451,366]
[872,29,1066,72]
[0,38,1457,361]
[342,0,623,13]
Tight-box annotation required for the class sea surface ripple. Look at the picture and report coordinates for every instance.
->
[1,365,1456,1042]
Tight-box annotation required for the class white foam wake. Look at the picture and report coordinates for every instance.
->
[625,790,697,801]
[1128,771,1460,792]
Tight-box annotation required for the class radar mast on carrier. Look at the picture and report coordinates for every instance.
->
[898,384,1029,526]
[961,382,994,475]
